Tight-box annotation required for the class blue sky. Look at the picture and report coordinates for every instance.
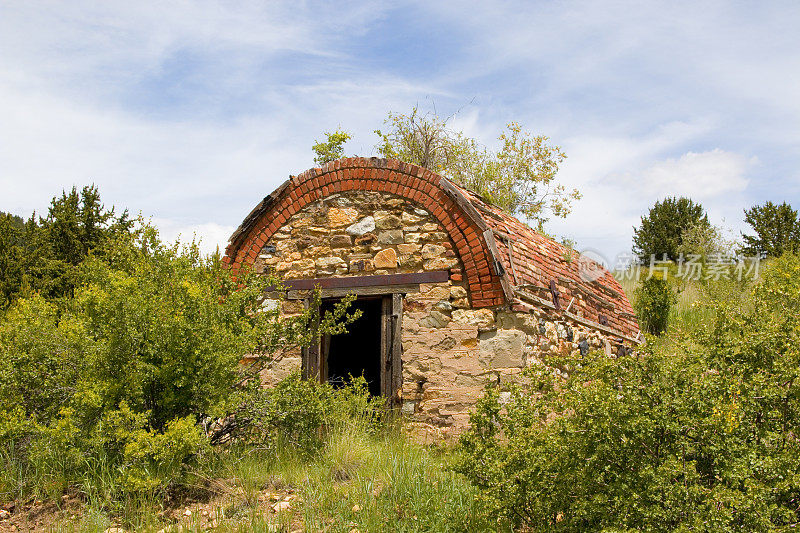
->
[2,1,799,263]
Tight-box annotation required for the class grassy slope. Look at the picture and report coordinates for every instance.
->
[12,426,496,532]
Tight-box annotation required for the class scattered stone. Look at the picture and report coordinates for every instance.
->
[272,501,292,513]
[346,216,375,235]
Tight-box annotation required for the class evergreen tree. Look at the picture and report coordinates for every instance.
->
[632,197,709,262]
[0,185,132,307]
[740,201,800,257]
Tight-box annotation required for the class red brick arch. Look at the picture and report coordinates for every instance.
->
[224,157,506,307]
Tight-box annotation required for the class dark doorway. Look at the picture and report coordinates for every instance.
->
[321,297,383,396]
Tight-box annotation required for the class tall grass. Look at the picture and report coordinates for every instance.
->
[30,420,491,532]
[616,264,755,336]
[217,425,494,533]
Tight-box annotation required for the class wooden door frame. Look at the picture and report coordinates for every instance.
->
[302,291,403,408]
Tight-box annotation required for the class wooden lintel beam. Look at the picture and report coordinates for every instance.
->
[287,284,421,300]
[274,270,449,292]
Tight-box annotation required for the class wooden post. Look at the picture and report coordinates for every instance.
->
[390,293,403,408]
[380,296,392,399]
[301,298,323,383]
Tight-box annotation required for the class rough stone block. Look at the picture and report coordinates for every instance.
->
[330,234,352,248]
[424,257,459,270]
[377,230,404,244]
[405,232,421,243]
[346,216,375,235]
[479,329,525,368]
[328,207,360,227]
[375,214,402,229]
[373,248,398,268]
[452,309,495,328]
[421,243,446,259]
[397,243,421,255]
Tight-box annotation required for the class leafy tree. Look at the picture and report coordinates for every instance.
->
[632,197,709,262]
[0,211,24,230]
[374,107,579,227]
[676,221,733,259]
[457,254,800,531]
[740,201,800,258]
[312,128,352,165]
[40,185,132,266]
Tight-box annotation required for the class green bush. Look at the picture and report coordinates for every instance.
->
[229,372,384,456]
[634,276,676,335]
[0,295,89,425]
[456,254,800,531]
[0,220,359,502]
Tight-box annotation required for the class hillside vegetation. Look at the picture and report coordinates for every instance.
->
[2,187,800,531]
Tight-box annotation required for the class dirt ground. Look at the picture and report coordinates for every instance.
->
[0,482,306,532]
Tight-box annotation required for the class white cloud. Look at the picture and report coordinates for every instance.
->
[153,219,235,256]
[1,0,797,263]
[636,149,753,200]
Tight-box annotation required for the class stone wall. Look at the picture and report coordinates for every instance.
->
[398,282,613,439]
[252,191,462,279]
[253,190,629,440]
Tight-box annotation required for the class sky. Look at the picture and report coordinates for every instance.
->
[2,1,799,265]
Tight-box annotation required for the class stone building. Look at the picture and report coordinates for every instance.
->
[224,157,640,434]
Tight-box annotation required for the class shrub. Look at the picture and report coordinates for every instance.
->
[0,222,360,501]
[226,372,383,456]
[634,276,676,335]
[456,254,800,531]
[0,295,89,425]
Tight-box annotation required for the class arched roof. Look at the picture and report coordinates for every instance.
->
[225,157,639,340]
